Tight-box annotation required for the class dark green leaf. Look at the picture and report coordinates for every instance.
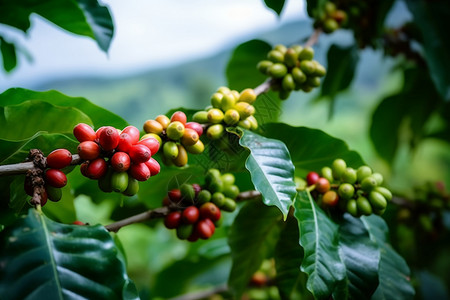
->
[263,0,286,16]
[0,36,17,72]
[305,0,328,18]
[294,190,346,299]
[406,0,450,100]
[319,44,359,107]
[361,215,415,300]
[0,0,113,52]
[337,213,380,299]
[0,208,138,299]
[226,39,272,91]
[253,91,283,125]
[0,88,127,129]
[239,129,297,218]
[261,123,364,175]
[370,67,441,164]
[228,200,282,298]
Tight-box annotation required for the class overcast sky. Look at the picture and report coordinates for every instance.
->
[0,0,304,91]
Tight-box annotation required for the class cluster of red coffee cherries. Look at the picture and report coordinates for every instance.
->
[74,123,161,196]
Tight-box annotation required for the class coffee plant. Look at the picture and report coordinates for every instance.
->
[0,0,449,299]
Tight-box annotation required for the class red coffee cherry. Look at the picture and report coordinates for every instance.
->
[111,152,131,172]
[45,169,67,188]
[46,149,72,169]
[168,189,182,203]
[138,137,160,155]
[195,219,215,239]
[121,125,140,144]
[322,190,339,207]
[86,158,108,179]
[80,161,90,177]
[144,157,160,176]
[187,231,200,242]
[116,133,134,153]
[77,141,101,160]
[98,126,120,151]
[40,188,48,207]
[182,206,200,224]
[73,220,85,225]
[129,163,151,181]
[95,126,107,141]
[170,111,187,125]
[315,177,331,193]
[129,144,151,164]
[306,171,320,186]
[199,202,221,222]
[164,211,182,229]
[185,122,203,136]
[73,123,96,142]
[192,183,202,196]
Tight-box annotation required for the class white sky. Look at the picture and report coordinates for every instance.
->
[0,0,305,91]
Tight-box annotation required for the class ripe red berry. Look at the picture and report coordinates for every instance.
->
[129,144,151,164]
[306,171,320,186]
[80,161,90,177]
[315,177,331,193]
[170,111,187,125]
[86,158,108,179]
[40,188,48,206]
[122,126,140,144]
[168,189,182,203]
[199,202,221,222]
[182,206,200,224]
[322,190,339,207]
[185,122,203,136]
[77,141,101,160]
[138,137,160,155]
[45,169,67,188]
[98,126,120,151]
[164,211,182,229]
[144,157,160,176]
[111,152,131,172]
[192,183,202,196]
[129,163,151,181]
[46,149,72,169]
[195,219,215,239]
[116,133,134,153]
[95,126,107,141]
[187,231,200,242]
[73,220,85,225]
[73,123,96,142]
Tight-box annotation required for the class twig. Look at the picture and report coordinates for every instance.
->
[0,154,82,176]
[254,79,273,96]
[105,206,170,233]
[237,190,261,201]
[304,27,322,48]
[168,284,228,300]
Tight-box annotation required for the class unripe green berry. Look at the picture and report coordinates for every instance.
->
[257,60,274,74]
[192,111,208,123]
[166,121,185,140]
[292,67,307,84]
[357,196,373,216]
[222,198,237,212]
[282,74,296,91]
[185,140,204,154]
[180,183,196,202]
[321,166,334,183]
[217,86,230,95]
[347,199,358,217]
[208,177,224,193]
[247,115,258,130]
[98,168,113,193]
[197,190,212,204]
[221,173,235,186]
[357,166,372,182]
[220,93,236,112]
[368,191,387,210]
[176,224,193,240]
[300,60,316,75]
[372,173,384,185]
[338,183,355,200]
[331,158,347,180]
[324,2,336,14]
[312,61,327,77]
[268,63,288,78]
[223,184,240,199]
[323,18,339,33]
[267,49,285,63]
[238,119,252,130]
[374,186,392,201]
[234,102,255,119]
[163,141,179,160]
[46,185,62,202]
[224,109,240,125]
[207,108,224,124]
[211,192,226,207]
[274,44,287,53]
[239,88,257,104]
[361,176,378,192]
[306,76,321,87]
[279,89,291,100]
[111,171,129,193]
[123,177,139,196]
[291,45,303,56]
[206,124,224,140]
[298,47,315,60]
[341,167,357,184]
[284,48,298,67]
[211,92,223,108]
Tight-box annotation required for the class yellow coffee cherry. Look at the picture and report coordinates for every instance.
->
[247,115,258,130]
[235,102,255,119]
[185,140,205,154]
[192,111,208,123]
[143,119,163,134]
[238,88,257,104]
[172,144,188,167]
[155,115,171,129]
[224,109,240,125]
[207,108,224,124]
[231,90,240,101]
[141,133,162,145]
[238,119,252,130]
[207,124,225,140]
[211,92,223,108]
[217,86,230,95]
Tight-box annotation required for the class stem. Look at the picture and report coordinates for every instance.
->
[236,190,261,201]
[105,206,170,233]
[254,79,273,96]
[304,27,322,48]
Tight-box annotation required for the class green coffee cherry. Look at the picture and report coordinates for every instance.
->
[206,168,221,182]
[111,171,128,193]
[306,76,321,87]
[372,173,384,185]
[361,176,378,192]
[208,176,224,193]
[185,140,204,154]
[238,119,251,130]
[163,141,179,159]
[282,74,296,91]
[279,89,291,100]
[235,102,255,119]
[268,63,288,78]
[197,190,212,204]
[98,168,113,193]
[210,93,223,108]
[374,187,392,201]
[223,184,240,199]
[313,61,327,77]
[324,2,337,14]
[176,224,193,240]
[341,168,357,184]
[332,158,347,180]
[123,177,139,196]
[224,109,240,125]
[347,199,358,217]
[192,111,208,123]
[206,124,225,140]
[368,191,387,210]
[212,192,226,207]
[166,121,185,140]
[257,60,274,74]
[291,45,303,55]
[338,183,355,200]
[180,183,196,202]
[321,166,334,183]
[357,166,372,182]
[220,93,236,112]
[298,47,315,60]
[207,108,224,124]
[247,116,259,130]
[267,50,285,63]
[300,60,316,75]
[274,44,287,54]
[292,67,307,84]
[284,48,298,67]
[46,185,62,202]
[357,196,373,216]
[222,198,237,212]
[221,173,235,186]
[323,18,339,33]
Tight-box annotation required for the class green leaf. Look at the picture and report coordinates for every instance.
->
[239,129,297,218]
[305,0,328,17]
[406,0,450,100]
[0,0,114,52]
[370,67,441,164]
[226,39,272,91]
[361,215,415,300]
[319,44,359,115]
[228,200,282,298]
[337,213,380,299]
[263,0,286,16]
[0,208,138,299]
[261,123,364,174]
[0,36,17,72]
[0,88,127,130]
[294,190,346,299]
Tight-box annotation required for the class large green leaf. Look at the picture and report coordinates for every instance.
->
[0,36,17,72]
[406,0,450,101]
[294,190,346,299]
[337,213,380,299]
[319,44,359,116]
[361,215,415,300]
[0,88,127,130]
[263,0,286,16]
[261,123,364,175]
[370,67,441,164]
[228,200,282,298]
[239,129,297,218]
[0,0,113,52]
[0,208,138,299]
